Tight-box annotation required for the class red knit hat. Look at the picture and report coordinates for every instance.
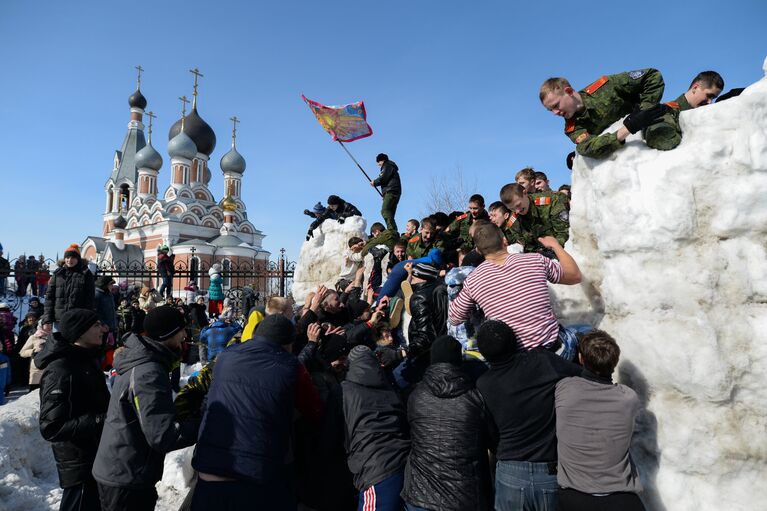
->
[63,244,81,258]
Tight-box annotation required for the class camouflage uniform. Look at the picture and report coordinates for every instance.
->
[502,214,523,245]
[514,192,570,253]
[565,69,665,159]
[445,210,489,250]
[406,233,444,259]
[361,229,399,257]
[644,93,692,151]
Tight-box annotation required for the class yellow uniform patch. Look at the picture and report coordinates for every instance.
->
[534,196,552,206]
[575,132,590,144]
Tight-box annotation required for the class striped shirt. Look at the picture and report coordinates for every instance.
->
[448,252,562,349]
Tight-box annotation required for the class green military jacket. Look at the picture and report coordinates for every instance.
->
[513,192,570,252]
[644,93,692,151]
[565,69,665,159]
[445,210,489,250]
[406,232,444,259]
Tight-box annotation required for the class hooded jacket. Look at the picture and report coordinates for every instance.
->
[43,260,95,325]
[373,160,402,196]
[92,333,187,489]
[342,346,410,490]
[402,363,492,510]
[35,333,110,488]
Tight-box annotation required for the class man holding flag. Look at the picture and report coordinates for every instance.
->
[371,153,401,233]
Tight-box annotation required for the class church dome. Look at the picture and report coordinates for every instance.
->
[113,214,128,229]
[220,146,246,174]
[221,195,238,212]
[135,143,163,171]
[128,89,147,109]
[168,131,197,160]
[168,108,216,156]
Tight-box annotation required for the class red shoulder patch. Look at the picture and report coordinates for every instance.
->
[665,101,680,110]
[565,119,576,134]
[584,76,609,95]
[456,213,468,221]
[534,196,552,206]
[408,235,421,244]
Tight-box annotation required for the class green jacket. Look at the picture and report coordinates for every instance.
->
[513,192,570,252]
[565,69,665,158]
[445,210,489,250]
[406,233,444,259]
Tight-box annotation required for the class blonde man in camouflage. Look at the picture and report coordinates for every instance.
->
[645,70,724,150]
[500,183,570,255]
[540,69,669,159]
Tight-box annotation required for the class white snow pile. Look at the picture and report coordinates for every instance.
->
[552,57,767,511]
[292,215,367,304]
[0,392,194,511]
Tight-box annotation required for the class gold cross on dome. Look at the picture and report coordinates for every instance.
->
[189,67,204,108]
[145,110,156,143]
[135,65,144,89]
[178,96,190,130]
[230,115,240,144]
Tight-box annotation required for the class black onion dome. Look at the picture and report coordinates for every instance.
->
[113,215,128,229]
[168,107,216,156]
[128,89,147,109]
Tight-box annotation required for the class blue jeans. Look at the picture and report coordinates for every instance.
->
[357,471,405,511]
[495,460,559,511]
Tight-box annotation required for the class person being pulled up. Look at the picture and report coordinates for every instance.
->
[306,195,362,240]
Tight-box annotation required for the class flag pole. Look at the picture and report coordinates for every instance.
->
[337,141,383,197]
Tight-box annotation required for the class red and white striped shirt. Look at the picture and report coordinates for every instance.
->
[448,252,562,350]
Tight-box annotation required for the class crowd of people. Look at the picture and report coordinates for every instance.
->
[3,66,741,511]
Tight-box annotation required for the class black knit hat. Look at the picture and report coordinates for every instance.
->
[412,263,439,281]
[144,305,186,341]
[430,335,462,365]
[376,153,389,163]
[59,308,100,343]
[255,314,296,345]
[477,320,518,364]
[96,275,115,290]
[461,250,485,268]
[320,333,349,363]
[327,195,343,206]
[348,300,371,320]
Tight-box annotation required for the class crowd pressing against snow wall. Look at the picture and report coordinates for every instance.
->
[2,60,767,511]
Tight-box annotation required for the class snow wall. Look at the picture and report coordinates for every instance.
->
[551,57,767,511]
[292,216,367,305]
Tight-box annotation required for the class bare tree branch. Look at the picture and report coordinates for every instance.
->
[422,165,478,216]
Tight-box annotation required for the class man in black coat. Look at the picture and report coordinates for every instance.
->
[342,345,410,511]
[402,336,492,511]
[43,244,95,332]
[371,153,402,232]
[36,308,111,511]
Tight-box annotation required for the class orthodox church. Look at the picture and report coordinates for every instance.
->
[81,68,269,291]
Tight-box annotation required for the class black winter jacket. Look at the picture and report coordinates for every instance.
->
[342,346,410,490]
[402,363,492,511]
[309,200,363,232]
[92,333,192,489]
[36,334,110,488]
[408,280,448,358]
[373,160,402,196]
[43,261,95,325]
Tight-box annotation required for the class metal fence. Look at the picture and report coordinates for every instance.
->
[0,251,295,319]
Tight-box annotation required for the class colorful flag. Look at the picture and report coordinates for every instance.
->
[302,95,373,142]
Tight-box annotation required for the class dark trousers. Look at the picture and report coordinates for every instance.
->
[159,275,173,299]
[357,471,405,511]
[191,478,295,511]
[97,483,158,511]
[381,193,400,233]
[60,478,101,511]
[559,488,646,511]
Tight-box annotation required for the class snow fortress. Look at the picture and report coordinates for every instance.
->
[552,57,767,511]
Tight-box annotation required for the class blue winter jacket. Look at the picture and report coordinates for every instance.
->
[200,319,242,361]
[192,337,298,482]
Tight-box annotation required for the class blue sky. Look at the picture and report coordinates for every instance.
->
[1,0,765,263]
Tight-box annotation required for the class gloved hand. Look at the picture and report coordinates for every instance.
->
[623,104,670,134]
[338,218,345,224]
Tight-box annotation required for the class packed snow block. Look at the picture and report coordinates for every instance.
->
[551,57,767,511]
[292,216,367,305]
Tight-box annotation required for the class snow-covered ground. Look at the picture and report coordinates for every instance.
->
[0,391,194,511]
[551,57,767,510]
